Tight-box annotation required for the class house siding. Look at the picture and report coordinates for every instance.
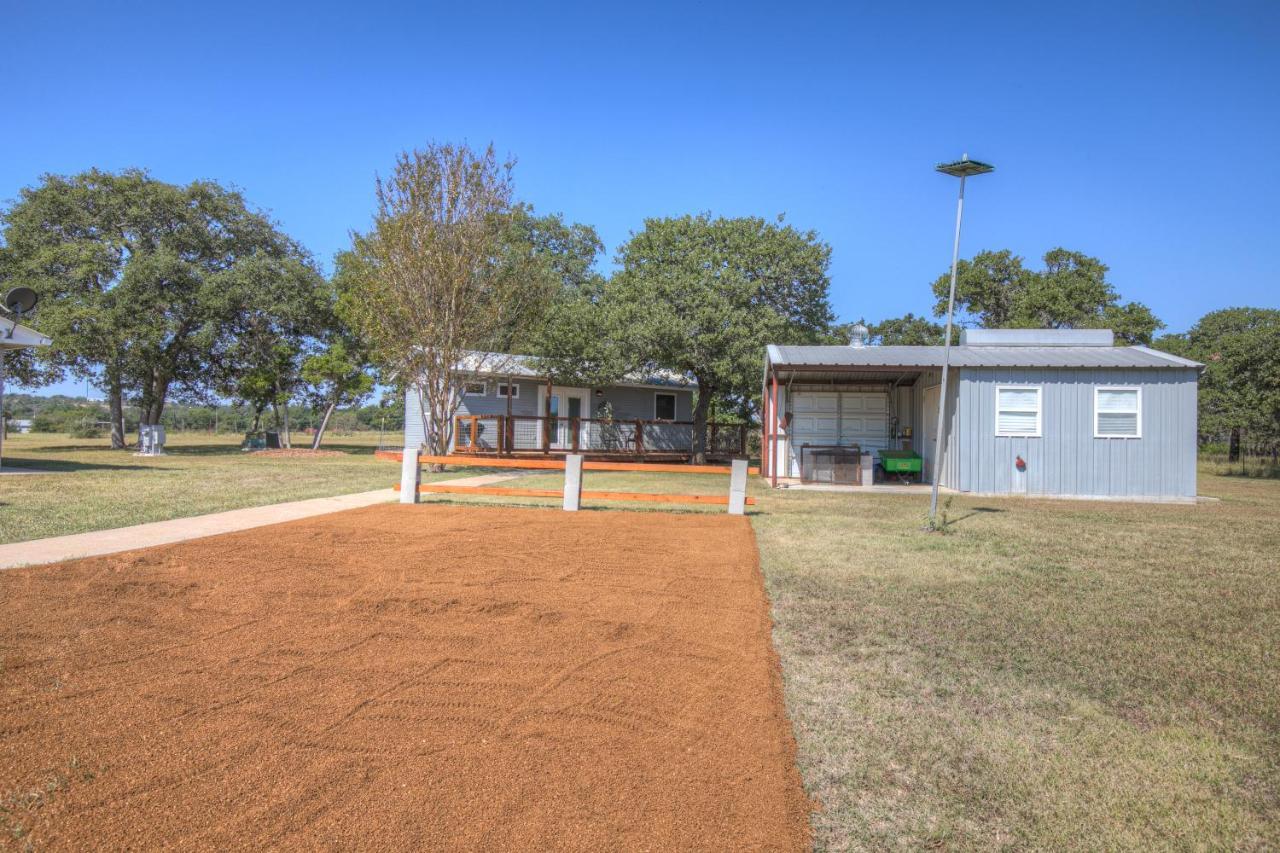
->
[953,367,1198,499]
[404,382,695,452]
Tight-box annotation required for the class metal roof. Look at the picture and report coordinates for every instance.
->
[460,352,697,388]
[767,343,1202,370]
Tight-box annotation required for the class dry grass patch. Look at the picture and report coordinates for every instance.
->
[755,473,1279,849]
[0,432,472,544]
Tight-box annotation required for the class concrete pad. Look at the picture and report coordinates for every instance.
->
[0,489,398,570]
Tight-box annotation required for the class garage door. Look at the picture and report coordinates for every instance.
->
[790,391,889,452]
[839,393,889,450]
[790,392,838,445]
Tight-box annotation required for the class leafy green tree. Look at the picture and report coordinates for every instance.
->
[931,248,1162,344]
[1155,308,1280,462]
[606,213,833,462]
[1,168,323,446]
[301,335,375,449]
[830,313,952,346]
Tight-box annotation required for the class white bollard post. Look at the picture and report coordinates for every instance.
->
[728,458,748,515]
[399,445,421,504]
[563,454,584,512]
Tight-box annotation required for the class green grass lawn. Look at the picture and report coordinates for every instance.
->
[416,466,1280,848]
[3,440,1276,847]
[0,432,469,544]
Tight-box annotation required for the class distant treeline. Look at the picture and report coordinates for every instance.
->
[3,394,405,438]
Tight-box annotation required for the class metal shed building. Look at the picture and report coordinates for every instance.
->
[762,329,1203,502]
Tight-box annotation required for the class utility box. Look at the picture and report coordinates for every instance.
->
[136,424,167,456]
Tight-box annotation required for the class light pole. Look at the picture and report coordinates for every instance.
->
[929,154,994,524]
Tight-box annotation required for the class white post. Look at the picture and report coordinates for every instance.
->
[728,458,748,515]
[563,453,583,512]
[399,444,421,504]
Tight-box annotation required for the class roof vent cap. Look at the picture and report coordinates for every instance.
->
[849,323,870,348]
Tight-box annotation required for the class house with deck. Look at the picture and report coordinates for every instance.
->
[404,353,747,461]
[762,328,1203,502]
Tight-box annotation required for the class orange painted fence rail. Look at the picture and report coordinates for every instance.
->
[392,451,754,514]
[378,450,758,476]
[392,482,756,506]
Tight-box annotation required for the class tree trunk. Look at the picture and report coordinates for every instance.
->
[140,372,168,426]
[106,372,127,449]
[691,389,712,465]
[311,401,337,450]
[1228,427,1241,463]
[281,399,291,448]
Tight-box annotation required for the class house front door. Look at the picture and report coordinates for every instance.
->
[546,387,590,450]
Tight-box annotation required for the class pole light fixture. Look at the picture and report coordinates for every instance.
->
[929,154,993,525]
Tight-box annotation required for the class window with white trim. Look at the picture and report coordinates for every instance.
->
[496,382,519,399]
[1095,387,1141,437]
[654,392,677,421]
[995,386,1041,436]
[463,381,487,397]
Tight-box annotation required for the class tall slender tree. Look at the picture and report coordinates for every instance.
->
[339,143,555,458]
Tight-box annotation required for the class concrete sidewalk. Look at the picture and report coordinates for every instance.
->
[0,470,538,570]
[0,489,397,570]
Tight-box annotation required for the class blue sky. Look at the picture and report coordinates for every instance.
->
[4,0,1278,397]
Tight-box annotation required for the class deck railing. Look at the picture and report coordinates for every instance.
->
[453,414,748,459]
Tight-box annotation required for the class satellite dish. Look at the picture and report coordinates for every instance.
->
[4,287,38,315]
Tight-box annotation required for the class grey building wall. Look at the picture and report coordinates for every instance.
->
[948,367,1198,499]
[404,381,695,452]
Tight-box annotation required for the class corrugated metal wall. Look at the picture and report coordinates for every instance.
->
[952,367,1198,499]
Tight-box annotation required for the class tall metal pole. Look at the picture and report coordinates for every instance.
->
[929,171,967,521]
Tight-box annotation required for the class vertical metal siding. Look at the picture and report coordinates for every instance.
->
[955,367,1198,498]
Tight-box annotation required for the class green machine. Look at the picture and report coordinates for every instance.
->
[878,449,923,483]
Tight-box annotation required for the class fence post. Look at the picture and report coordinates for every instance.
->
[728,458,748,515]
[400,444,421,504]
[563,453,584,512]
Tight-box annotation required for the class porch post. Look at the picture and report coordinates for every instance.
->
[505,375,513,456]
[761,372,771,479]
[543,378,552,454]
[770,372,780,488]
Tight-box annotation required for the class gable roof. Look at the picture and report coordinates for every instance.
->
[460,352,697,389]
[767,344,1202,370]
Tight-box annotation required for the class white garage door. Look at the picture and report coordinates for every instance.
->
[790,391,889,453]
[839,393,889,450]
[791,392,838,444]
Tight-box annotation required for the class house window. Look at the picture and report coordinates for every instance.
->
[496,382,520,399]
[654,392,677,421]
[1095,387,1141,438]
[995,386,1041,437]
[463,381,487,397]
